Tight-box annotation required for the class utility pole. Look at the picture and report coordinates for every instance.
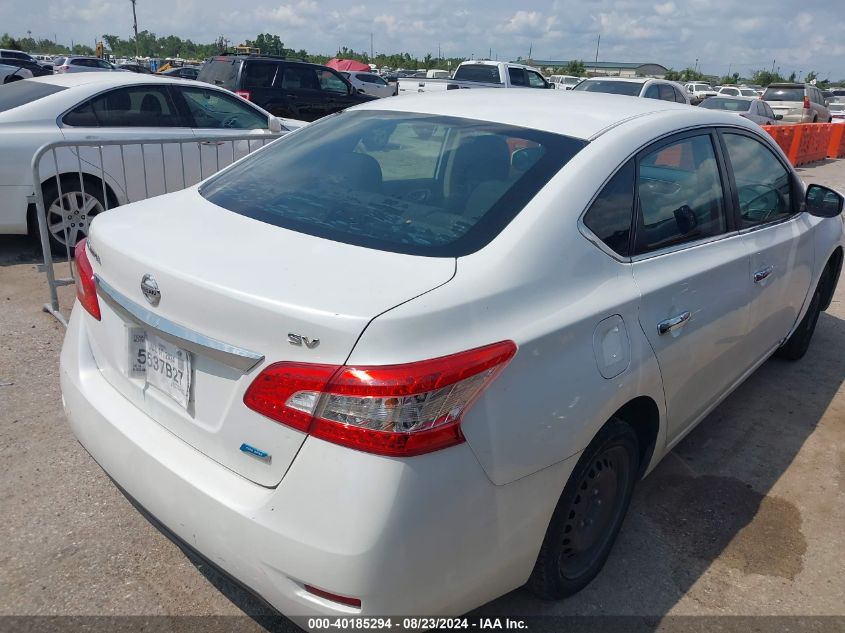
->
[528,43,532,61]
[595,33,600,63]
[771,59,776,73]
[130,0,139,59]
[370,32,373,60]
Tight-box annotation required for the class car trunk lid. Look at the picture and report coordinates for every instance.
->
[84,189,455,486]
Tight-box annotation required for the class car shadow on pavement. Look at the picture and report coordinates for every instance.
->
[473,308,845,617]
[0,235,42,267]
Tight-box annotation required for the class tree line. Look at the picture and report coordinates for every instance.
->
[1,31,841,86]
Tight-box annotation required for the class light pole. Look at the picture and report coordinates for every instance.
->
[130,0,139,59]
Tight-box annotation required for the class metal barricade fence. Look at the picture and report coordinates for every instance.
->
[30,132,282,326]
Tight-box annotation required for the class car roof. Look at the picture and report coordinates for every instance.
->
[28,72,187,88]
[767,83,806,88]
[579,77,650,84]
[350,89,746,140]
[709,95,757,101]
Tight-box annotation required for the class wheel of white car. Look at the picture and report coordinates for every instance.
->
[41,176,107,256]
[528,418,639,599]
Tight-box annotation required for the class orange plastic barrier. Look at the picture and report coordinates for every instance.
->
[761,125,798,163]
[762,124,835,166]
[828,125,845,159]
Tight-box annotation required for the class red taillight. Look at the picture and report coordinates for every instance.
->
[60,65,70,71]
[235,89,251,101]
[74,238,100,320]
[803,95,811,109]
[304,584,361,608]
[243,341,517,457]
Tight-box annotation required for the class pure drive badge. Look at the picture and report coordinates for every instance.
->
[240,443,272,464]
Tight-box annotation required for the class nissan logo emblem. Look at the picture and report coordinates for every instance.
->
[140,274,161,307]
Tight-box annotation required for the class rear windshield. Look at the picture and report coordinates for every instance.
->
[453,64,502,84]
[197,58,240,88]
[0,81,66,113]
[573,80,642,96]
[699,98,751,112]
[763,87,804,102]
[201,111,586,256]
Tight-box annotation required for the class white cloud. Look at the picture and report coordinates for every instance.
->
[654,2,676,16]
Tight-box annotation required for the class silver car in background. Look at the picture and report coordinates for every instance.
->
[699,96,782,125]
[762,83,831,123]
[53,56,121,74]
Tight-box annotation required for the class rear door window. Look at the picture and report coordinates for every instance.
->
[281,65,320,90]
[63,86,183,127]
[508,67,527,86]
[634,133,728,255]
[200,111,586,256]
[242,62,278,88]
[644,84,659,99]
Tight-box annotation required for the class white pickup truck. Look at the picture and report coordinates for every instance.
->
[398,60,551,94]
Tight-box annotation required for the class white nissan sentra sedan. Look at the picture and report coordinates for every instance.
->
[61,90,844,618]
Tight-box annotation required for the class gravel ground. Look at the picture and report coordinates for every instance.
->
[1,160,844,631]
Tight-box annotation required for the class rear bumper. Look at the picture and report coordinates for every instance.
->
[60,307,576,617]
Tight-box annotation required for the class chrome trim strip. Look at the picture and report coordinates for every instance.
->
[95,275,264,373]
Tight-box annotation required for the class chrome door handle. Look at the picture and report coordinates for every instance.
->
[753,265,774,283]
[657,311,691,335]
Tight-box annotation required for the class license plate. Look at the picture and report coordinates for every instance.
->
[128,328,192,409]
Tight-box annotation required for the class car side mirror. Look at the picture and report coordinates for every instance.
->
[268,116,283,134]
[775,114,784,120]
[806,184,844,218]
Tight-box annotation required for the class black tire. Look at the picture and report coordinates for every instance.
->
[40,176,108,257]
[528,419,639,600]
[775,266,830,360]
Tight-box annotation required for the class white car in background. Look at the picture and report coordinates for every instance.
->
[339,71,397,98]
[0,72,303,253]
[52,56,123,73]
[717,86,759,97]
[549,74,582,89]
[61,90,843,619]
[683,82,718,104]
[573,77,691,104]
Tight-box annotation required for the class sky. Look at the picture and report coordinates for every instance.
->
[4,0,844,79]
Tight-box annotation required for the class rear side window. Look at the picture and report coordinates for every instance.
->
[453,64,502,84]
[583,161,635,257]
[63,86,182,127]
[200,111,585,257]
[658,84,676,101]
[242,62,277,88]
[508,67,527,86]
[281,65,319,90]
[0,81,66,113]
[635,134,727,255]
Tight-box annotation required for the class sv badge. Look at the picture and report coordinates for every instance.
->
[288,333,320,349]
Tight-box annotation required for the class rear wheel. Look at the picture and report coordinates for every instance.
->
[776,266,830,360]
[40,176,107,256]
[528,419,639,599]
